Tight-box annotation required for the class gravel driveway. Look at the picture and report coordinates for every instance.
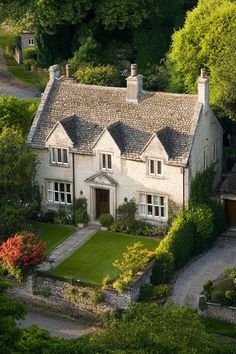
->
[172,236,236,308]
[0,49,39,98]
[17,305,100,339]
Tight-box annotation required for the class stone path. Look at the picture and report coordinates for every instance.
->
[172,232,236,308]
[17,305,100,339]
[0,49,39,98]
[38,225,99,271]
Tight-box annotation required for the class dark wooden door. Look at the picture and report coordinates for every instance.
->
[96,189,110,218]
[225,200,236,226]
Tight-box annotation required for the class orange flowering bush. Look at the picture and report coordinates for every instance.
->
[0,232,46,268]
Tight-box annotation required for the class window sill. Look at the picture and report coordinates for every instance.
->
[147,174,164,179]
[49,163,70,168]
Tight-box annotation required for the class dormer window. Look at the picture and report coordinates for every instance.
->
[50,147,68,165]
[101,153,112,171]
[148,159,162,176]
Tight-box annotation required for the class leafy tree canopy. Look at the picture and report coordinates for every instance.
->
[169,0,236,119]
[0,95,39,135]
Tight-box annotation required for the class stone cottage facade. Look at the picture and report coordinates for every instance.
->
[15,31,35,64]
[28,64,223,223]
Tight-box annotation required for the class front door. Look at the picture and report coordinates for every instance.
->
[96,189,110,218]
[225,200,236,226]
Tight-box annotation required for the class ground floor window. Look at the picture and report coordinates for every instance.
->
[139,193,167,220]
[47,180,72,204]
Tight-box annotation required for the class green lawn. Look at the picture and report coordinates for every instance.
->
[31,221,76,255]
[50,231,159,285]
[202,316,236,338]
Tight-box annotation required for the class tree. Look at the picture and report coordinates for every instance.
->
[75,65,122,87]
[0,276,26,354]
[0,95,39,136]
[169,0,236,119]
[0,128,38,240]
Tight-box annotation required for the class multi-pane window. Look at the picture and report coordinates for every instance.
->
[101,153,112,170]
[50,147,68,165]
[28,38,34,46]
[47,180,72,204]
[148,159,162,176]
[140,193,167,220]
[213,143,217,162]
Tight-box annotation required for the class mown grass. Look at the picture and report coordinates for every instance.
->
[31,221,76,255]
[50,231,158,285]
[202,316,236,338]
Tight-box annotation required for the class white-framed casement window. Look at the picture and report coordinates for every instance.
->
[28,38,34,46]
[140,193,167,220]
[148,159,163,176]
[100,153,112,171]
[47,180,72,204]
[50,147,68,166]
[213,143,217,163]
[204,147,208,170]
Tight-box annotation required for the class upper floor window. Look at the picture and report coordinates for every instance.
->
[148,159,162,176]
[28,38,34,46]
[47,180,72,204]
[101,153,112,171]
[50,147,68,165]
[140,193,167,220]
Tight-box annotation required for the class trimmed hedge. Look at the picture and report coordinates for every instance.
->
[150,251,174,285]
[157,212,195,269]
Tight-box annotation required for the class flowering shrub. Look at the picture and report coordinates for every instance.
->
[0,232,46,268]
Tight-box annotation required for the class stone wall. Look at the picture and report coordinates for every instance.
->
[14,46,22,64]
[8,262,154,318]
[197,295,236,324]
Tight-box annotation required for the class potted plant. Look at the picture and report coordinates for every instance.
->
[99,213,114,230]
[75,209,89,228]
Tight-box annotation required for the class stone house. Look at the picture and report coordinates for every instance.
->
[28,64,223,224]
[14,31,35,64]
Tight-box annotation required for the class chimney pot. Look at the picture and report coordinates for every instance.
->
[201,68,206,78]
[49,64,60,81]
[131,64,138,77]
[66,64,71,79]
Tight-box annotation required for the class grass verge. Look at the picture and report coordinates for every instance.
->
[31,221,76,255]
[50,231,158,285]
[202,316,236,338]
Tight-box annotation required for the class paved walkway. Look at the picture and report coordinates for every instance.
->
[17,305,100,339]
[172,232,236,308]
[0,49,39,98]
[38,225,99,271]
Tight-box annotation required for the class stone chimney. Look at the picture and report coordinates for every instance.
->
[66,64,71,79]
[49,64,60,81]
[197,68,209,111]
[126,64,143,104]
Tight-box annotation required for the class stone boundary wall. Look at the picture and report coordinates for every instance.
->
[14,47,22,64]
[197,295,236,324]
[8,261,154,318]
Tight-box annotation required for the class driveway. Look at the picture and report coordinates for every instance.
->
[0,49,39,98]
[172,235,236,308]
[17,305,100,339]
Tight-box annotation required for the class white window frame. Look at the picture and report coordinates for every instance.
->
[213,143,217,163]
[50,147,69,166]
[28,38,34,46]
[148,159,163,177]
[100,153,112,171]
[139,193,167,221]
[47,180,72,205]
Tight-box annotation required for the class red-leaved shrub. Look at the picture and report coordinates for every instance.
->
[0,232,46,267]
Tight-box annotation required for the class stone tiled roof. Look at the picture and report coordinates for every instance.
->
[29,78,199,165]
[220,164,236,194]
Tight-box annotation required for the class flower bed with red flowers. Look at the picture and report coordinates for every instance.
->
[0,232,46,280]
